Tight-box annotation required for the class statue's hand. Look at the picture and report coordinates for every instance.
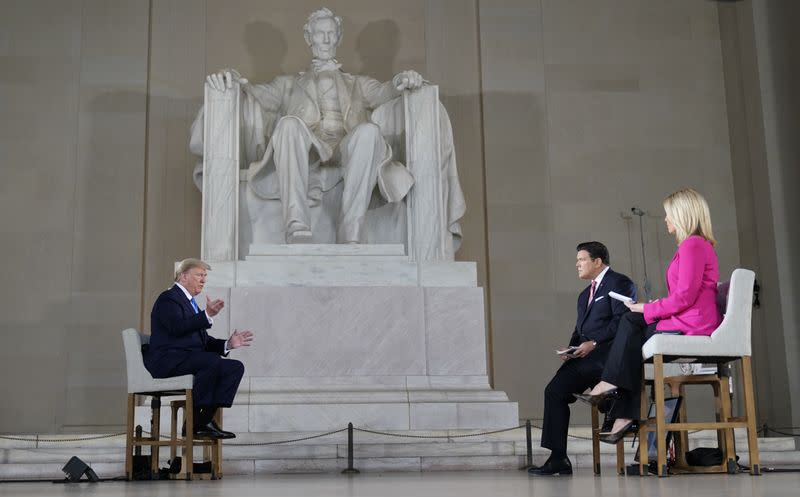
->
[206,68,249,91]
[393,70,425,91]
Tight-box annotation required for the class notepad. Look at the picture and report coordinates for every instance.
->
[608,291,634,303]
[556,346,578,356]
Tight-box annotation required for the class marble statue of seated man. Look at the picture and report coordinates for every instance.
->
[191,7,465,246]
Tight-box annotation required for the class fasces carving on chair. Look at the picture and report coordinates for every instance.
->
[189,8,465,259]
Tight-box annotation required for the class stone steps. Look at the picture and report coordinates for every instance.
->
[1,427,796,479]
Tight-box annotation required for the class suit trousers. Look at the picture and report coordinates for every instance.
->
[600,312,657,419]
[541,346,609,457]
[156,351,245,409]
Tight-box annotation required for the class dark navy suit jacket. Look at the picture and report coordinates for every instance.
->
[144,284,227,377]
[569,268,637,347]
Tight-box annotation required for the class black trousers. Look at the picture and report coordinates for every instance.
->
[147,350,245,409]
[541,344,609,457]
[600,312,657,420]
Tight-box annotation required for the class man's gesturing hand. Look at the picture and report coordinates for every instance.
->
[228,329,254,350]
[206,296,225,317]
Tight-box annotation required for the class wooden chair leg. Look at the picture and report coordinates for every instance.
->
[654,355,668,477]
[718,376,737,473]
[675,384,690,468]
[638,364,648,476]
[170,401,179,464]
[203,444,212,476]
[150,397,161,477]
[591,404,601,475]
[741,356,761,475]
[213,409,223,479]
[125,393,135,480]
[616,440,625,475]
[711,379,725,451]
[184,389,194,480]
[712,379,724,452]
[663,379,689,469]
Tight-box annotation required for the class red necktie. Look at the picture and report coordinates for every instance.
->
[587,280,597,308]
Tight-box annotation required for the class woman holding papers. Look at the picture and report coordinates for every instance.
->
[576,188,722,443]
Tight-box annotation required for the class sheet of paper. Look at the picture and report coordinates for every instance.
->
[608,291,634,303]
[556,347,578,355]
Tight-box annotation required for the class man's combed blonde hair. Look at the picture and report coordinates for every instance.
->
[174,258,211,282]
[663,188,716,246]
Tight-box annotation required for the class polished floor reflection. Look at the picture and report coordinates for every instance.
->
[0,470,797,497]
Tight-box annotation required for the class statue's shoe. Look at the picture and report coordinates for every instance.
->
[287,230,312,244]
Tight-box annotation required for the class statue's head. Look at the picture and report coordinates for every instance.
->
[303,7,343,60]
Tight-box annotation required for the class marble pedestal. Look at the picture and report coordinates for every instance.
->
[186,245,518,432]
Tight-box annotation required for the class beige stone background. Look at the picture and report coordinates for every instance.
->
[1,0,797,433]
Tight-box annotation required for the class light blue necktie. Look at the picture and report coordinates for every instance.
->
[190,297,199,314]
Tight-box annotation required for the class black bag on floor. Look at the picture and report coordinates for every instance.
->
[685,447,723,466]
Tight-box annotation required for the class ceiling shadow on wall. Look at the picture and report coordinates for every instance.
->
[245,20,288,83]
[48,90,148,432]
[355,19,400,83]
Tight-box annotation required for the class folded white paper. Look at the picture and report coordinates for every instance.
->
[608,291,634,303]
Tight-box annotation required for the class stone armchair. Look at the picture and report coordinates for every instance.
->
[194,82,463,262]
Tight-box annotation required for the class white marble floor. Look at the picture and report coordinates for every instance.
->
[0,471,797,497]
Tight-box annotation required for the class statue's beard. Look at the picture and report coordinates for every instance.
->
[311,45,337,60]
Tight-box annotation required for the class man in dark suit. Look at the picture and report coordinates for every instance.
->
[528,241,636,476]
[144,258,254,439]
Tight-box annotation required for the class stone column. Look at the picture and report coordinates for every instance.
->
[201,82,240,261]
[404,85,448,262]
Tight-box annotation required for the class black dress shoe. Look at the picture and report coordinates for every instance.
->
[209,420,236,439]
[574,388,619,405]
[193,421,227,440]
[181,420,233,439]
[599,419,638,444]
[527,456,572,476]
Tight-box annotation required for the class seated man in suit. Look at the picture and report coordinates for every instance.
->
[528,242,636,476]
[144,258,254,439]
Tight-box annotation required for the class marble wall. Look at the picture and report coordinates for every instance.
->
[479,0,742,421]
[718,0,800,428]
[0,0,149,432]
[0,0,484,433]
[2,0,795,432]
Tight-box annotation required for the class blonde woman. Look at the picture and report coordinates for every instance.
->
[576,188,722,443]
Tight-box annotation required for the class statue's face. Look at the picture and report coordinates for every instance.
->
[308,17,339,60]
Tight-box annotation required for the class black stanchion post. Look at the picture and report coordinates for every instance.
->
[519,420,533,470]
[341,423,360,474]
[526,420,533,467]
[134,426,142,456]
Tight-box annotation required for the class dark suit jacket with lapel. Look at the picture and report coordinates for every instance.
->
[144,285,227,378]
[569,268,637,347]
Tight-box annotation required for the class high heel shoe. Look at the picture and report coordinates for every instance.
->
[598,419,638,444]
[574,388,618,405]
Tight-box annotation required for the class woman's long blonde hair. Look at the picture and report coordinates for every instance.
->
[663,188,716,246]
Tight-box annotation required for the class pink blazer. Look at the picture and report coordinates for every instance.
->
[643,235,722,336]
